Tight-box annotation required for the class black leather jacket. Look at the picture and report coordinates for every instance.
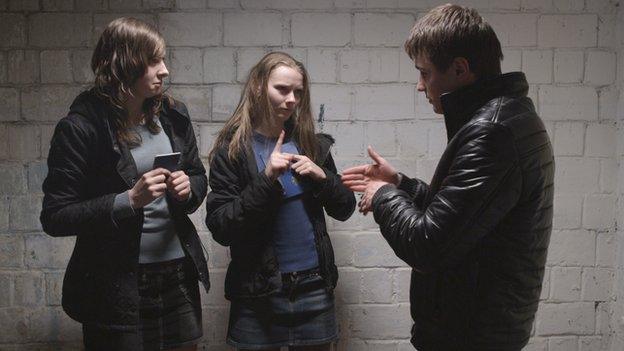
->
[205,132,355,299]
[372,73,554,350]
[40,90,209,328]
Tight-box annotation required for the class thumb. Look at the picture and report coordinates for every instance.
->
[367,146,384,165]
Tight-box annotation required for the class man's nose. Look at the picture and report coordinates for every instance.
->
[416,80,425,92]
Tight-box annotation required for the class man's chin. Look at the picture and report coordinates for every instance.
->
[431,104,443,114]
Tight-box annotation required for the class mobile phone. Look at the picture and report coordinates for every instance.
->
[152,152,181,172]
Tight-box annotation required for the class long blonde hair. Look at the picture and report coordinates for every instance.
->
[91,17,166,147]
[210,52,318,163]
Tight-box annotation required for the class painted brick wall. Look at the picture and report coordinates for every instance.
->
[610,3,624,351]
[0,0,621,350]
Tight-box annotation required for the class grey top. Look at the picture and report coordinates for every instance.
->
[112,118,186,263]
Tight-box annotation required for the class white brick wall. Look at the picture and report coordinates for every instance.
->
[0,1,622,350]
[224,12,284,46]
[291,13,351,46]
[611,4,624,351]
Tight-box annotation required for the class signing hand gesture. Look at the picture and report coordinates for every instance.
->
[128,168,171,209]
[166,170,191,202]
[341,146,400,192]
[341,146,400,215]
[264,130,294,181]
[291,155,326,182]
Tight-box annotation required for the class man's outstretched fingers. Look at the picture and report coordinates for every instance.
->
[341,173,366,181]
[367,145,384,165]
[342,164,368,175]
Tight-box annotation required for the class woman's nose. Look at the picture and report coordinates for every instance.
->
[158,62,169,78]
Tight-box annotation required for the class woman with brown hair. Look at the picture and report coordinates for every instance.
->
[205,52,355,350]
[40,17,209,350]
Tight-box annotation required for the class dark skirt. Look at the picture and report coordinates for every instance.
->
[83,257,203,351]
[226,268,338,350]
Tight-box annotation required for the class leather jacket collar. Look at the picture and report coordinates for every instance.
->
[440,72,529,141]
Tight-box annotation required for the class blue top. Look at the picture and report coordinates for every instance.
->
[251,132,319,273]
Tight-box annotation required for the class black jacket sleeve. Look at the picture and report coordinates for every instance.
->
[205,147,284,247]
[169,104,207,214]
[396,173,430,208]
[310,152,356,221]
[40,117,118,237]
[372,122,521,272]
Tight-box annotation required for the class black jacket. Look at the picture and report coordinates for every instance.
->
[372,73,554,350]
[40,90,209,328]
[205,132,355,299]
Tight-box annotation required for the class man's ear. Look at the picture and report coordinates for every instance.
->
[451,57,476,83]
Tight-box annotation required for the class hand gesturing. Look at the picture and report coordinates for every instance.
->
[264,130,294,181]
[341,146,400,215]
[341,146,399,192]
[291,155,326,182]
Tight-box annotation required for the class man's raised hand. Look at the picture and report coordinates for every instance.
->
[341,146,400,192]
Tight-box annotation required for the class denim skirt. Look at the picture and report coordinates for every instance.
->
[82,257,203,351]
[227,268,338,349]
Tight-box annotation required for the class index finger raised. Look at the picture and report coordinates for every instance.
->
[273,130,285,153]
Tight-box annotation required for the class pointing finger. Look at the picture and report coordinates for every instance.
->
[273,130,285,154]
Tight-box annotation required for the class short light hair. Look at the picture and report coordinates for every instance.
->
[404,4,503,78]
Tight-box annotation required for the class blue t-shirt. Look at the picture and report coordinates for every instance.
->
[251,132,319,273]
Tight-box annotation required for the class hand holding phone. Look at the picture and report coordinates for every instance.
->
[128,168,170,209]
[166,170,191,202]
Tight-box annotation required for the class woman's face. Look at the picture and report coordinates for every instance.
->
[266,65,304,125]
[132,57,169,100]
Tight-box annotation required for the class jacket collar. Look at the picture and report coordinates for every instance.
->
[440,72,529,140]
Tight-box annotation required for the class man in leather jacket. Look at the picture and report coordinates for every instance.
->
[342,4,554,351]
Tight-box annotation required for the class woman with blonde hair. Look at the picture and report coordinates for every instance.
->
[206,52,355,350]
[40,17,209,350]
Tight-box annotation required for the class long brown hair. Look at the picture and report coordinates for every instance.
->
[91,17,166,147]
[210,52,318,163]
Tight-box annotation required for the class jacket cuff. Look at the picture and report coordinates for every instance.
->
[372,183,397,209]
[257,171,285,197]
[112,191,136,222]
[310,167,334,198]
